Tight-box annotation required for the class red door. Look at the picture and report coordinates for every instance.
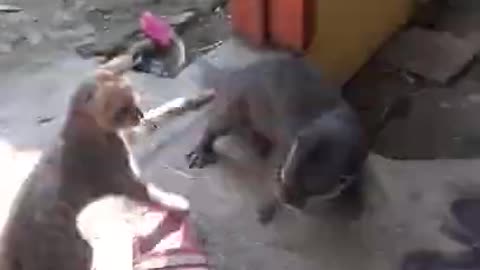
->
[229,0,315,52]
[229,0,268,46]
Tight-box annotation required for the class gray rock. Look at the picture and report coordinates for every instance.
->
[0,4,22,13]
[0,42,12,54]
[378,27,476,83]
[23,28,44,46]
[375,80,480,159]
[164,10,197,26]
[74,24,95,37]
[0,31,22,44]
[51,10,80,30]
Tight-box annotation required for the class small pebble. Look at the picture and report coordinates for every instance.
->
[467,94,480,103]
[37,116,55,124]
[439,102,452,109]
[394,225,406,233]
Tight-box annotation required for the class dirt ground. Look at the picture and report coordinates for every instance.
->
[2,0,480,270]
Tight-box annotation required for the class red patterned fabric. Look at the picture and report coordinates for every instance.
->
[131,205,209,270]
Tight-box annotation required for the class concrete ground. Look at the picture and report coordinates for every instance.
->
[0,37,478,270]
[345,1,480,159]
[1,1,480,270]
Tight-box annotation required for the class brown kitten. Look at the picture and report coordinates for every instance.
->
[0,69,187,270]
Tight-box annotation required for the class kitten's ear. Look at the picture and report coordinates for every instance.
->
[93,68,119,97]
[98,54,134,75]
[94,68,116,84]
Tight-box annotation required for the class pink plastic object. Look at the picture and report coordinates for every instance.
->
[140,11,174,47]
[132,204,209,269]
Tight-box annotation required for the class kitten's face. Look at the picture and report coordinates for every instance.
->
[107,88,144,129]
[93,69,144,131]
[279,146,329,209]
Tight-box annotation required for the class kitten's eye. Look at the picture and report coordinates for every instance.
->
[84,91,93,103]
[135,107,144,119]
[114,106,131,122]
[118,106,130,116]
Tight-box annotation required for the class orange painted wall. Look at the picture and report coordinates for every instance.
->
[269,0,315,52]
[306,0,413,86]
[229,0,267,46]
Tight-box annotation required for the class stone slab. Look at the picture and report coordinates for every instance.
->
[378,27,476,83]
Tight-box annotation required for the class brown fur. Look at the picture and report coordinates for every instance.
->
[0,69,184,270]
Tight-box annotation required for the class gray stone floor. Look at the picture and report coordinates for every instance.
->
[0,38,479,270]
[345,3,480,159]
[2,1,480,269]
